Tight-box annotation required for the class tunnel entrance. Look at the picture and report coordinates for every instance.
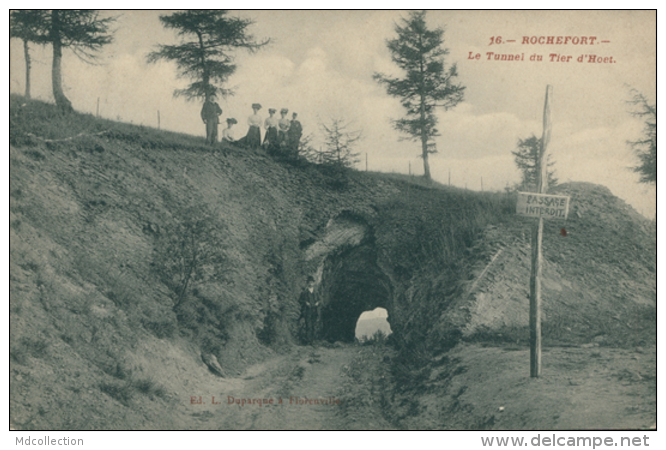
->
[355,307,392,342]
[319,242,391,343]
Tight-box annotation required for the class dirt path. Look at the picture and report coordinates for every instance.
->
[180,345,372,430]
[169,342,655,431]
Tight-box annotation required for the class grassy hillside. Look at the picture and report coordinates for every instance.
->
[9,96,655,429]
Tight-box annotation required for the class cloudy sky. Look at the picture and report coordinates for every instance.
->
[9,10,656,217]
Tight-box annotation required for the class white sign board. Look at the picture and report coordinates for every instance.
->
[516,192,570,219]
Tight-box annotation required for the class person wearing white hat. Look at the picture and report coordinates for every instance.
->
[263,108,279,154]
[277,108,291,152]
[239,103,263,148]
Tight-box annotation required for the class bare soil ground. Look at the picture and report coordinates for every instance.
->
[393,343,656,430]
[107,341,656,430]
[167,343,390,430]
[9,319,655,430]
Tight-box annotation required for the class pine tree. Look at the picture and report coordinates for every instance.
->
[374,10,465,182]
[10,10,49,99]
[319,118,363,168]
[512,135,557,191]
[45,10,115,112]
[147,10,269,101]
[627,90,656,184]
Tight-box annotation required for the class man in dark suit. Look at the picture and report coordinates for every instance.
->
[288,112,303,158]
[298,276,320,345]
[201,94,223,145]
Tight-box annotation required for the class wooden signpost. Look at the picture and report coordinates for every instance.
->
[516,85,570,378]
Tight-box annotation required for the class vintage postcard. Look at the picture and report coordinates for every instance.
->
[8,9,657,442]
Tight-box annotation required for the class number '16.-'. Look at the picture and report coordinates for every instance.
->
[489,36,503,45]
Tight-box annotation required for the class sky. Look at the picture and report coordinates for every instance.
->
[8,10,657,217]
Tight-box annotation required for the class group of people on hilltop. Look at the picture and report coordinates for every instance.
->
[200,94,303,158]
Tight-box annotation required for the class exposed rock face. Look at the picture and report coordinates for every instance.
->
[305,213,368,262]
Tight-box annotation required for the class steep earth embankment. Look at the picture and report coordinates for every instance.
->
[9,97,655,429]
[9,98,404,429]
[460,182,656,347]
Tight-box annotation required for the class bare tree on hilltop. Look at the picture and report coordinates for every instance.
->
[10,10,49,100]
[148,10,269,101]
[374,10,465,182]
[627,89,656,185]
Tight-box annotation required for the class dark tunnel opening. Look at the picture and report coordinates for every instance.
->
[319,243,391,343]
